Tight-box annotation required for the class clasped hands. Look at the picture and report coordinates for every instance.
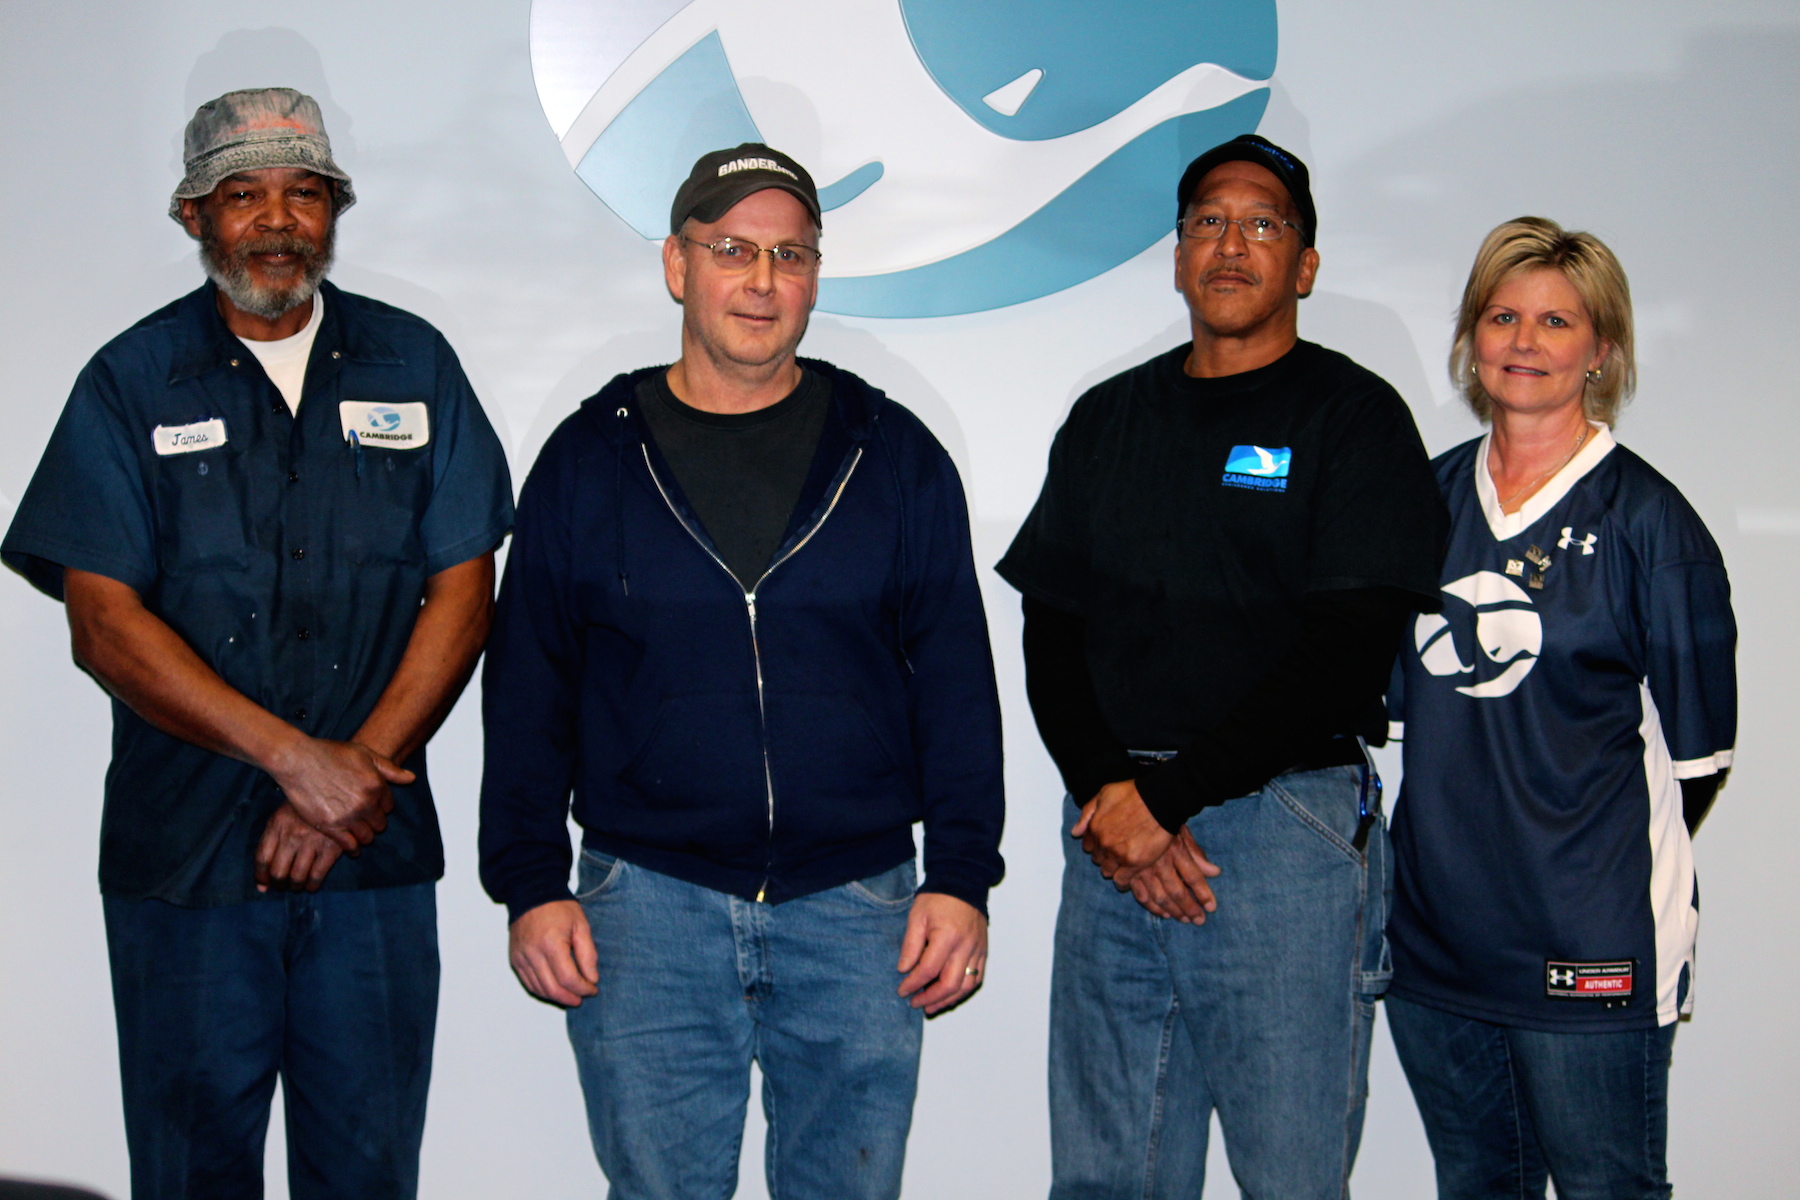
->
[253,737,412,892]
[1074,780,1221,923]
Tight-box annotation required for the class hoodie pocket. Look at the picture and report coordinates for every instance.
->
[618,692,766,814]
[764,691,910,841]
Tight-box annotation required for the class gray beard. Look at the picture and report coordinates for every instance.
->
[198,216,335,321]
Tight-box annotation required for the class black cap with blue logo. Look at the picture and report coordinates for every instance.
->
[1177,134,1316,248]
[670,142,822,234]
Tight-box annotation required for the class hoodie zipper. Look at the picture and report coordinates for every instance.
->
[640,442,865,901]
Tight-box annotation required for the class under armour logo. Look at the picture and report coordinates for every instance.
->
[1549,968,1576,987]
[1558,527,1597,555]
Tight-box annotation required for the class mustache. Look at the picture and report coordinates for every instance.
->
[1200,264,1261,286]
[224,233,323,264]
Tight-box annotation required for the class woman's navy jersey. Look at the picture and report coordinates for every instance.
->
[1388,426,1736,1031]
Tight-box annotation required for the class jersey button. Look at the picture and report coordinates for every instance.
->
[288,471,300,484]
[295,627,311,641]
[292,708,308,721]
[270,403,284,415]
[291,548,306,561]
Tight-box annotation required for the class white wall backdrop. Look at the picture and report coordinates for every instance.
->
[2,2,1796,1196]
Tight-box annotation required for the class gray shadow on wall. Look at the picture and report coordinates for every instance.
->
[1328,27,1800,520]
[181,29,354,166]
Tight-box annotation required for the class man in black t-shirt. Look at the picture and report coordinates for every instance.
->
[998,135,1445,1198]
[480,144,1004,1199]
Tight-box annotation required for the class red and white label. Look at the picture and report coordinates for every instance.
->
[1546,960,1635,999]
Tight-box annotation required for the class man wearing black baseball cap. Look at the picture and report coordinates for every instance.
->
[480,143,1004,1198]
[1000,134,1447,1196]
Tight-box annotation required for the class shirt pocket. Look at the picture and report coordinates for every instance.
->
[154,441,251,572]
[339,411,433,566]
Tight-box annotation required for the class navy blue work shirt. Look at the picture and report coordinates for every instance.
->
[2,280,513,906]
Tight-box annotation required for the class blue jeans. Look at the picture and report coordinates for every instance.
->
[102,883,439,1200]
[1049,767,1391,1199]
[1385,995,1674,1199]
[567,852,924,1200]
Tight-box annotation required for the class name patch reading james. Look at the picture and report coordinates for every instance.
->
[152,419,228,456]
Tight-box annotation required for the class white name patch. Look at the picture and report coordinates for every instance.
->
[153,419,228,456]
[339,401,430,448]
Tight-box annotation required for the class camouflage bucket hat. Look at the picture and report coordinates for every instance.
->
[168,87,354,223]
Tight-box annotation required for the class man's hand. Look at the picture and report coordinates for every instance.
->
[1072,780,1174,886]
[897,892,988,1015]
[1128,827,1222,922]
[509,899,600,1007]
[254,803,344,892]
[264,738,410,852]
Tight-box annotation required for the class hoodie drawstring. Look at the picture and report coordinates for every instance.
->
[616,406,631,596]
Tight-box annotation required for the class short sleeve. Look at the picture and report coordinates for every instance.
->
[1306,383,1446,605]
[418,334,514,574]
[1,356,158,599]
[1643,501,1736,778]
[995,413,1091,616]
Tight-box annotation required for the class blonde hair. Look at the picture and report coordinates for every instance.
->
[1449,216,1636,426]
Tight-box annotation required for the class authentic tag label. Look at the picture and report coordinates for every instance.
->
[1545,959,1635,999]
[152,418,227,456]
[339,401,430,448]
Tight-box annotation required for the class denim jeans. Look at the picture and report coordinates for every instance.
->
[567,852,924,1200]
[102,883,439,1200]
[1385,995,1674,1199]
[1048,767,1391,1199]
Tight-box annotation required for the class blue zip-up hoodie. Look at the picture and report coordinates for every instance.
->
[479,360,1005,921]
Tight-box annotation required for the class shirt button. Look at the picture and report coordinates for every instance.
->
[230,358,241,368]
[270,403,284,415]
[288,472,300,484]
[291,548,306,560]
[330,350,342,359]
[296,627,311,640]
[293,708,308,721]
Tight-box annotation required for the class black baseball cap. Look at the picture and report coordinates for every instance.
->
[669,143,822,234]
[1176,134,1316,248]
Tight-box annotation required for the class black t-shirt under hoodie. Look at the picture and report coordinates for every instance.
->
[637,367,830,591]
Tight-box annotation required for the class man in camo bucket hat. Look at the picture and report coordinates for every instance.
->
[169,87,355,221]
[2,87,512,1199]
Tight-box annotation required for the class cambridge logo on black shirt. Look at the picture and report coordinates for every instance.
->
[1222,444,1291,492]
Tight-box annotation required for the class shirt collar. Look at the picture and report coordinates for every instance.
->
[1474,420,1616,541]
[167,279,403,385]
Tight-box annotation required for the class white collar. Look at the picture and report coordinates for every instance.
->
[1474,420,1616,541]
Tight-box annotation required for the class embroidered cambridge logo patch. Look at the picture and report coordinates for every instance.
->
[1222,444,1290,492]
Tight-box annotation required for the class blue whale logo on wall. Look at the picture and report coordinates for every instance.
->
[529,0,1276,317]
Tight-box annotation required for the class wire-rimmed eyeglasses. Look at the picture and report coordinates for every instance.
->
[1177,214,1300,242]
[682,236,822,275]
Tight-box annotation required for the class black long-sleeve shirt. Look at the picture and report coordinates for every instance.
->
[1022,587,1415,831]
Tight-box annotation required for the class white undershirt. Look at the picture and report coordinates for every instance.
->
[1474,419,1616,541]
[237,290,324,416]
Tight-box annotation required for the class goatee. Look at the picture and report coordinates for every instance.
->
[198,213,335,321]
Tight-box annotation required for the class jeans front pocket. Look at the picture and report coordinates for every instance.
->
[846,860,918,910]
[575,848,627,901]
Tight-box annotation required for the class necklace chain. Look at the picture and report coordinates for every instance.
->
[1497,424,1590,510]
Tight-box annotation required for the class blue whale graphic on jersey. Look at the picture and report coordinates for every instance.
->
[900,0,1276,141]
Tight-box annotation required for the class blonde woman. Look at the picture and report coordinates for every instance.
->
[1384,217,1736,1199]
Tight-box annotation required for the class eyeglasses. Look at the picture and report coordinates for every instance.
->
[1177,214,1300,242]
[683,236,822,275]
